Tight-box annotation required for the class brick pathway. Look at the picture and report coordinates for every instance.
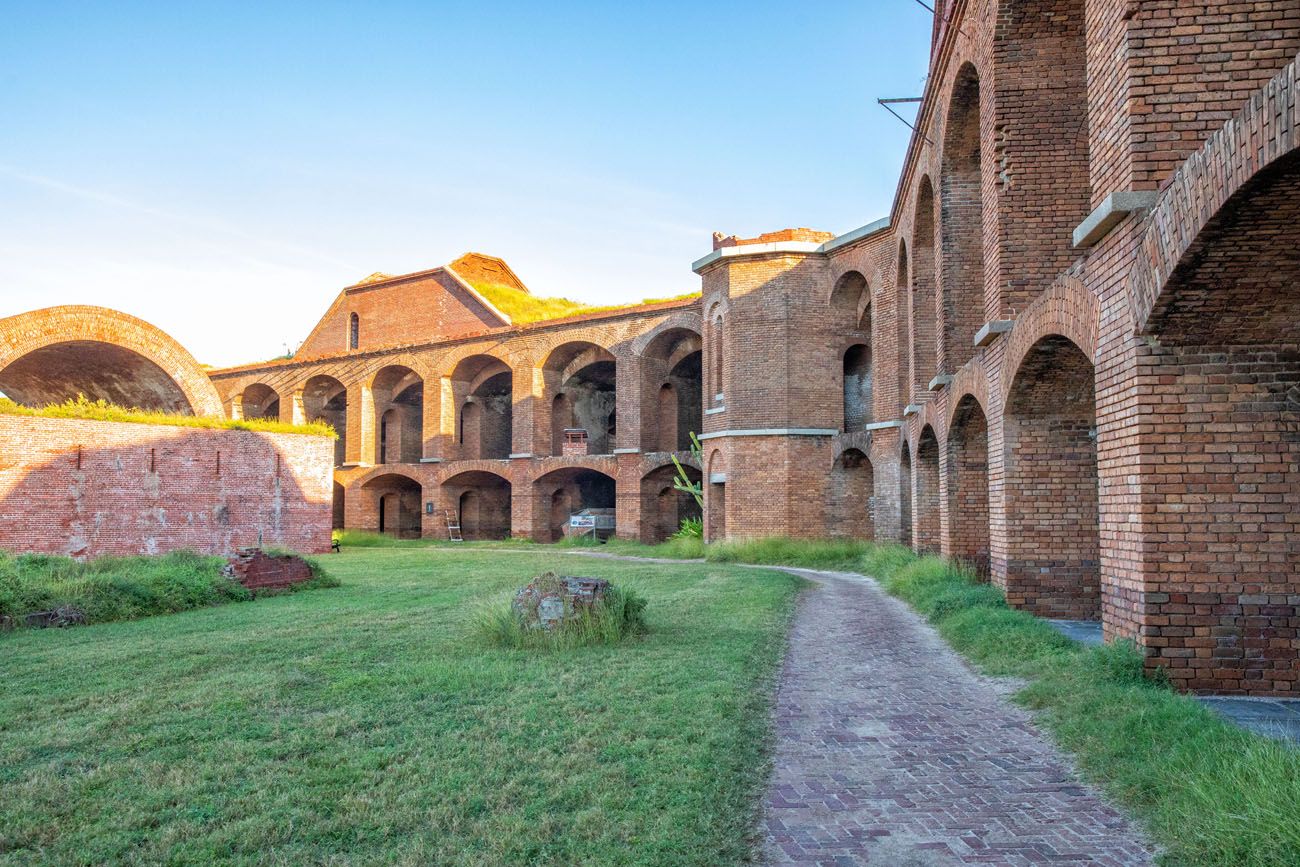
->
[760,569,1155,866]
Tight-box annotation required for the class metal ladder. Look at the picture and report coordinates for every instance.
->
[445,512,464,542]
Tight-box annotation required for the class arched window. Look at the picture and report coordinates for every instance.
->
[712,315,725,399]
[349,313,360,350]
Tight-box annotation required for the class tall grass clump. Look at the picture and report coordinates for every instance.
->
[0,549,336,629]
[705,537,872,569]
[475,579,648,650]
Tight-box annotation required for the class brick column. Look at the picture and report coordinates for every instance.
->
[281,389,305,426]
[345,382,374,466]
[228,393,244,421]
[421,378,442,461]
[512,366,542,456]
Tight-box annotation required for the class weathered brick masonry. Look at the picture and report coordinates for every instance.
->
[0,416,333,557]
[3,1,1295,695]
[685,0,1300,695]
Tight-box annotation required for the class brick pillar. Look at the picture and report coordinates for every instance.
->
[615,456,641,540]
[534,368,564,457]
[513,477,541,541]
[614,352,644,453]
[282,389,305,426]
[228,393,244,421]
[421,378,442,461]
[513,366,542,457]
[345,382,375,466]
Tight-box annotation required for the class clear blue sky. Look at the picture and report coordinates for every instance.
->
[0,1,932,367]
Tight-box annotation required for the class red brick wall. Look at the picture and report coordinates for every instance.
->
[297,270,507,358]
[0,416,333,557]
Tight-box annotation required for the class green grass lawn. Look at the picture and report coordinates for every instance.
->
[0,548,801,866]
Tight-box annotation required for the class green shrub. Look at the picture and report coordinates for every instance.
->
[0,548,337,630]
[672,517,703,539]
[475,581,648,650]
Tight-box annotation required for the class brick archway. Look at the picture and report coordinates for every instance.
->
[1130,50,1300,338]
[0,305,223,417]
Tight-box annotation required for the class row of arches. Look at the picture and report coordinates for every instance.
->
[897,333,1099,618]
[237,332,704,467]
[895,0,1090,413]
[344,463,703,544]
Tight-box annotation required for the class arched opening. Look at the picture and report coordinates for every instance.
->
[332,482,345,530]
[915,425,941,553]
[640,327,703,452]
[303,375,347,466]
[913,177,939,388]
[899,443,913,548]
[640,463,702,543]
[532,468,616,543]
[706,448,726,542]
[831,269,873,431]
[947,396,990,578]
[363,473,422,539]
[442,471,511,540]
[1135,147,1300,691]
[826,448,874,539]
[1004,335,1099,619]
[939,65,986,374]
[240,383,280,421]
[542,342,616,456]
[842,345,872,432]
[711,313,725,402]
[450,355,513,461]
[372,366,423,465]
[895,241,911,412]
[0,341,195,413]
[349,313,359,350]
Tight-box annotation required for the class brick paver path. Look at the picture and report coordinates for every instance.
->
[761,569,1155,866]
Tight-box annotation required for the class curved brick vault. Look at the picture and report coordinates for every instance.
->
[1130,50,1300,342]
[0,305,223,417]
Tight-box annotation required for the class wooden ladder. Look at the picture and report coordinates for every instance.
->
[445,512,464,542]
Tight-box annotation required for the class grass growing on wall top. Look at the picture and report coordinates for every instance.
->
[0,396,336,437]
[470,280,699,324]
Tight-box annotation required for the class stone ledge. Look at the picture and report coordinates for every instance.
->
[698,428,837,440]
[1072,190,1158,248]
[611,448,641,454]
[928,374,953,392]
[861,420,905,430]
[903,404,922,417]
[973,319,1014,347]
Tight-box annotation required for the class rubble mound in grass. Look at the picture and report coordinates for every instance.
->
[479,571,647,648]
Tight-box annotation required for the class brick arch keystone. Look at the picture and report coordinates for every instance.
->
[0,305,223,417]
[1129,50,1300,336]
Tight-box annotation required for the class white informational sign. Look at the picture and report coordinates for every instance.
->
[570,515,597,529]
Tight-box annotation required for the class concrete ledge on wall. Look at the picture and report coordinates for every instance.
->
[419,457,441,463]
[341,461,372,468]
[508,453,533,459]
[704,406,726,415]
[611,448,640,454]
[1072,190,1158,248]
[862,420,905,431]
[903,404,922,417]
[698,428,837,440]
[709,473,727,483]
[928,374,953,391]
[973,319,1014,347]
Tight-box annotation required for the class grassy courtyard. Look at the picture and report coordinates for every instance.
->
[0,548,800,866]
